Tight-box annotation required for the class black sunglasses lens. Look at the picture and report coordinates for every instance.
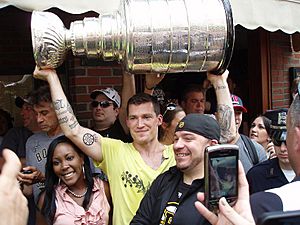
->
[273,139,286,146]
[91,101,111,108]
[100,101,111,108]
[91,101,99,108]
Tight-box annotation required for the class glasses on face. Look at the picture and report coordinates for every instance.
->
[162,103,177,118]
[273,139,287,147]
[91,100,113,108]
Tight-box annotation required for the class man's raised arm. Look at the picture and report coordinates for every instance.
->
[33,67,103,162]
[207,70,236,144]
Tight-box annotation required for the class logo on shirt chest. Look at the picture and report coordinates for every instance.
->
[121,171,150,194]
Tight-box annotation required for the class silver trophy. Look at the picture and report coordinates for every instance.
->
[31,0,234,74]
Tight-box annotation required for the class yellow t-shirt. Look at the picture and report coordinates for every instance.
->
[95,137,175,225]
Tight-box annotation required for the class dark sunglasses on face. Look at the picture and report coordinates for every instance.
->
[273,139,287,147]
[91,100,113,108]
[162,103,177,118]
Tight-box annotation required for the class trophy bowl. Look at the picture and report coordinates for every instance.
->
[31,11,67,69]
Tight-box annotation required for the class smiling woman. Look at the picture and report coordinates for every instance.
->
[38,136,111,225]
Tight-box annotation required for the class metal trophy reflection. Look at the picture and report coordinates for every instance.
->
[31,0,235,74]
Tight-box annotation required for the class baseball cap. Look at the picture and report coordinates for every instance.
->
[175,113,220,141]
[90,88,121,108]
[264,108,288,141]
[15,95,33,108]
[231,94,247,113]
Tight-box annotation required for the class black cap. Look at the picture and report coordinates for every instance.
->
[175,113,220,141]
[15,96,32,108]
[264,108,288,141]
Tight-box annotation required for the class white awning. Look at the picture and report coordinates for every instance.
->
[230,0,300,34]
[1,0,300,34]
[0,0,120,14]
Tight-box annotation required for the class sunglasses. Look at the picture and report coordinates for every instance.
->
[91,100,113,108]
[273,139,287,147]
[162,103,177,118]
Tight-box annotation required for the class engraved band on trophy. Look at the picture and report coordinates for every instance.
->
[31,0,235,74]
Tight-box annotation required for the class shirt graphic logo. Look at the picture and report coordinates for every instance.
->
[121,171,150,194]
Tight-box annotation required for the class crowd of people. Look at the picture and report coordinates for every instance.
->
[0,64,299,225]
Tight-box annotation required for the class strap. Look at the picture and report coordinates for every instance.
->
[241,134,259,165]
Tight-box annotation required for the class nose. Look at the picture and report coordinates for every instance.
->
[61,160,69,170]
[137,118,144,128]
[252,126,258,133]
[173,138,184,150]
[36,114,44,123]
[280,142,287,152]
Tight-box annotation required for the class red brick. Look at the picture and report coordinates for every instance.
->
[87,68,112,76]
[273,94,284,100]
[100,77,122,85]
[73,95,91,103]
[72,77,100,85]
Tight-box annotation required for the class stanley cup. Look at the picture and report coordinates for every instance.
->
[31,0,234,74]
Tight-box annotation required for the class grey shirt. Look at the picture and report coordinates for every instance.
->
[26,132,62,204]
[235,136,267,173]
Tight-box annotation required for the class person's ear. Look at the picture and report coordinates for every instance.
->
[157,114,163,126]
[114,107,119,116]
[210,139,218,146]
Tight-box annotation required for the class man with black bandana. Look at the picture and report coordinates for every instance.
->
[130,114,220,225]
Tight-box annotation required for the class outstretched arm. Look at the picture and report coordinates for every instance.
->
[119,71,136,135]
[33,67,103,162]
[207,70,236,144]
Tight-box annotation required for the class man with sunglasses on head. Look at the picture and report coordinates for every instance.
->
[90,87,132,142]
[246,108,295,194]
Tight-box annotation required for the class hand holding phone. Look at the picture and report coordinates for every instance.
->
[204,144,239,212]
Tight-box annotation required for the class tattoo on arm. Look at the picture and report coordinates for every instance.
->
[67,102,75,115]
[53,99,65,110]
[58,116,68,124]
[69,121,79,129]
[217,104,233,143]
[83,133,95,146]
[215,85,227,90]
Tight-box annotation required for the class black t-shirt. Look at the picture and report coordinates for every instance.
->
[0,126,32,157]
[159,180,190,225]
[93,118,132,143]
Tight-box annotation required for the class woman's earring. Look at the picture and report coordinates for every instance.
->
[82,165,85,179]
[58,178,61,185]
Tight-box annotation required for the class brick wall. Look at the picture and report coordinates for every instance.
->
[269,31,300,109]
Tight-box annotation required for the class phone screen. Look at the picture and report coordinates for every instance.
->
[205,144,239,209]
[209,155,238,200]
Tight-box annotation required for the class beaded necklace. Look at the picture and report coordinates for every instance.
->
[67,188,87,198]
